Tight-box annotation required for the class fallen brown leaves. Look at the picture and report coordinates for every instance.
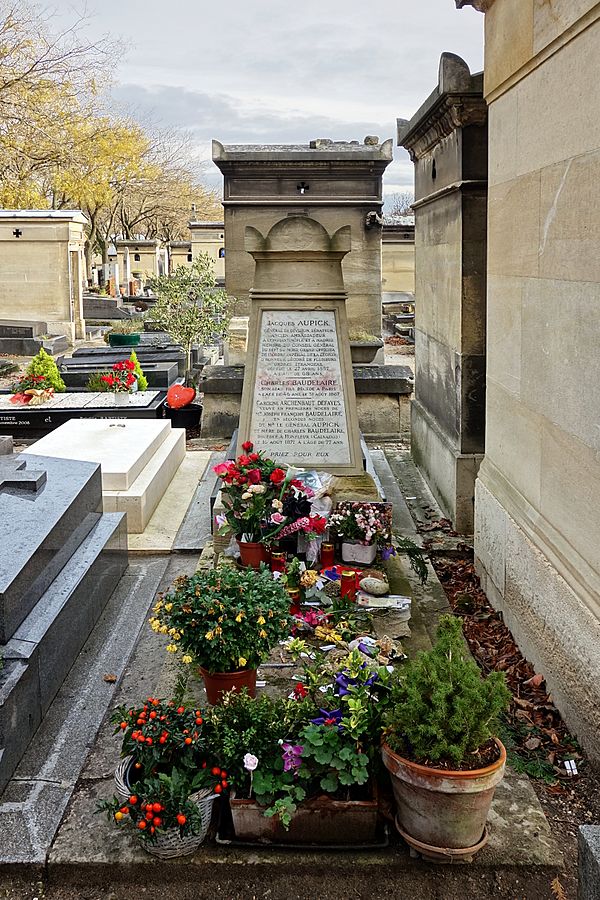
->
[433,556,583,781]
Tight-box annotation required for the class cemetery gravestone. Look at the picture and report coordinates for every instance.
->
[238,217,362,475]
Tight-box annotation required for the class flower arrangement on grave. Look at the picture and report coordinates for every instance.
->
[25,347,65,392]
[328,501,394,565]
[213,442,327,563]
[99,695,227,856]
[10,372,55,405]
[100,359,137,393]
[150,565,291,702]
[206,646,393,831]
[98,766,226,856]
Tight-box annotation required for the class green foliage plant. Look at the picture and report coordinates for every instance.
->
[150,565,291,674]
[129,350,148,390]
[86,371,111,392]
[384,615,510,768]
[103,318,143,342]
[25,348,65,392]
[148,255,232,385]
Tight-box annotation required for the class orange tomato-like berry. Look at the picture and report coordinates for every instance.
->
[202,761,207,769]
[152,802,162,813]
[149,711,157,719]
[146,737,153,746]
[138,821,146,830]
[145,811,154,821]
[221,781,228,789]
[153,817,162,826]
[177,707,185,714]
[114,812,123,822]
[150,826,155,835]
[221,770,227,778]
[134,762,142,770]
[176,814,186,825]
[195,718,202,726]
[184,737,192,745]
[120,721,127,730]
[159,736,167,744]
[136,719,144,726]
[211,767,220,776]
[214,784,222,794]
[129,796,138,805]
[119,807,129,815]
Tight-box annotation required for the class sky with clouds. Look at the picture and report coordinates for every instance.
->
[52,0,484,200]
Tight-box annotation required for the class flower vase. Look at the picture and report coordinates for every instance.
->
[341,540,377,565]
[114,392,130,408]
[237,539,269,569]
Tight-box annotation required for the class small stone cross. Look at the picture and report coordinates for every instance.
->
[12,228,22,238]
[0,458,47,492]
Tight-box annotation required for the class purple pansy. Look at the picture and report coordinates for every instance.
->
[311,708,343,728]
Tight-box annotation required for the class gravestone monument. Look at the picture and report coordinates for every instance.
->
[238,216,362,475]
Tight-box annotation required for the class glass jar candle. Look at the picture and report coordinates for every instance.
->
[270,551,286,574]
[320,542,335,569]
[340,570,357,602]
[287,587,301,616]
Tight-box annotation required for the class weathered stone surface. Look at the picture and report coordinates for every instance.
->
[579,826,600,900]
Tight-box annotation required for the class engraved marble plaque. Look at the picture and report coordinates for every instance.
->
[249,309,351,466]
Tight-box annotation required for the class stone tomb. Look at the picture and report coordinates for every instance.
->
[26,419,186,533]
[238,217,362,475]
[0,454,127,793]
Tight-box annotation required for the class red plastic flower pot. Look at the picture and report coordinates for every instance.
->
[199,667,257,705]
[237,540,270,569]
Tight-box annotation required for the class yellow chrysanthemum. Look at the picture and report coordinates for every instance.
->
[153,601,163,612]
[164,602,173,612]
[166,643,178,653]
[257,616,266,625]
[268,610,274,618]
[150,620,161,633]
[238,656,247,668]
[205,631,214,640]
[168,627,178,636]
[160,625,169,635]
[259,629,267,639]
[235,613,243,623]
[182,655,193,665]
[214,626,222,635]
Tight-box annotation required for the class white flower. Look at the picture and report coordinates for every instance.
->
[242,491,252,500]
[272,570,282,580]
[250,484,266,494]
[243,753,259,772]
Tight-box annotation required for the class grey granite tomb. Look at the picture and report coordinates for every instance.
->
[0,453,127,793]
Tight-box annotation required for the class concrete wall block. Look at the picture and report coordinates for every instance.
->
[485,381,542,509]
[487,170,540,278]
[486,275,522,396]
[579,825,600,900]
[474,477,507,596]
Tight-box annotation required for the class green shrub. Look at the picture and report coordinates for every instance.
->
[103,318,143,342]
[129,351,147,391]
[384,615,510,767]
[86,372,111,392]
[26,348,65,392]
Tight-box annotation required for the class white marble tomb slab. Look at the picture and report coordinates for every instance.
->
[26,418,172,490]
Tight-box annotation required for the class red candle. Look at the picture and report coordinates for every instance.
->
[340,570,357,602]
[287,588,301,616]
[320,542,335,569]
[271,551,286,574]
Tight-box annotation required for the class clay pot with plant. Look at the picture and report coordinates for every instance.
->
[381,615,510,861]
[149,565,291,704]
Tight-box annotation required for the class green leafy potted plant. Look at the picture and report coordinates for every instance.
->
[150,565,291,703]
[105,318,143,347]
[381,615,511,860]
[148,255,232,423]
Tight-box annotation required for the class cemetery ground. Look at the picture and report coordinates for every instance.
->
[0,442,595,900]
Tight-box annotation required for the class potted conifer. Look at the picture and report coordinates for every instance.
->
[381,615,510,860]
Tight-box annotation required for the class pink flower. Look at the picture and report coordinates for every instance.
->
[270,512,285,525]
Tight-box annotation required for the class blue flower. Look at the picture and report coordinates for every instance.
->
[311,708,343,728]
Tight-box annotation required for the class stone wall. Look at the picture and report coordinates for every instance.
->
[458,0,600,759]
[382,227,415,293]
[398,54,488,533]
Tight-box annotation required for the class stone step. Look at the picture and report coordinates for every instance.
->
[104,428,186,533]
[0,319,48,338]
[0,511,127,794]
[0,334,69,356]
[26,418,174,491]
[0,555,171,867]
[0,454,103,643]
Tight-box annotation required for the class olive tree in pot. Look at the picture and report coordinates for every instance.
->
[148,254,232,424]
[381,615,511,861]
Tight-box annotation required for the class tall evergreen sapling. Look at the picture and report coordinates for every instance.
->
[129,351,147,390]
[384,615,510,767]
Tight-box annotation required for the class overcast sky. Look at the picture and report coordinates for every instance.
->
[52,0,484,200]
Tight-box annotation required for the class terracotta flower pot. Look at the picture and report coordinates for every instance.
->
[199,666,257,705]
[381,739,506,857]
[237,539,269,569]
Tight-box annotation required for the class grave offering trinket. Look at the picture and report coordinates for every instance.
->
[359,577,389,597]
[320,542,335,569]
[340,570,357,602]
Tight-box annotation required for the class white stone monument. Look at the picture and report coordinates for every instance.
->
[238,216,362,475]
